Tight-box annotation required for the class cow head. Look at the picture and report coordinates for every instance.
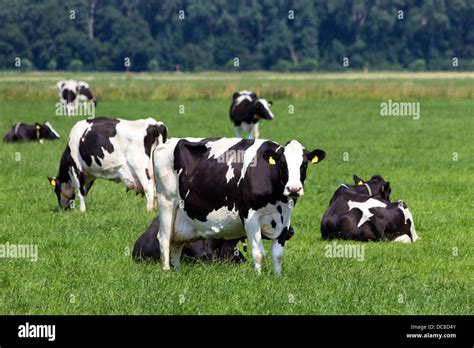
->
[47,176,75,210]
[40,121,60,140]
[353,174,391,202]
[254,98,274,120]
[392,201,419,243]
[264,140,326,198]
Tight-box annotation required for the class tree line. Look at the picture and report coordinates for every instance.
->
[0,0,472,72]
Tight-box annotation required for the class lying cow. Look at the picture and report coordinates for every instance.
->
[57,80,96,116]
[48,117,167,212]
[230,90,274,139]
[153,137,326,275]
[321,175,418,242]
[132,216,247,263]
[3,121,60,143]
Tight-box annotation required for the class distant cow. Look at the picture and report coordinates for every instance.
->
[230,90,274,139]
[132,216,247,263]
[48,117,167,212]
[153,137,325,275]
[321,175,419,242]
[57,80,96,116]
[3,121,60,143]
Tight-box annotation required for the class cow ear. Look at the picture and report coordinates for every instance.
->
[381,182,391,198]
[250,93,257,100]
[308,149,326,164]
[56,81,65,89]
[268,100,273,106]
[47,176,57,187]
[353,175,364,186]
[263,149,280,165]
[232,92,240,99]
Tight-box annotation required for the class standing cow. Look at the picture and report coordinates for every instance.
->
[57,80,96,116]
[230,90,274,139]
[153,137,326,275]
[3,121,60,143]
[48,117,167,212]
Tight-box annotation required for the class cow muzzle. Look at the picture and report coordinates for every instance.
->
[284,185,304,197]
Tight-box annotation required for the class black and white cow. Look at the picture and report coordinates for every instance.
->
[153,137,326,275]
[321,176,418,242]
[229,90,274,139]
[57,80,96,116]
[3,121,60,143]
[132,216,247,263]
[48,117,167,212]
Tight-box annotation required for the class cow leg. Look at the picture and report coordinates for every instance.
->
[251,123,259,139]
[69,168,87,212]
[245,214,266,274]
[158,203,177,271]
[271,239,284,276]
[234,126,242,138]
[170,242,184,270]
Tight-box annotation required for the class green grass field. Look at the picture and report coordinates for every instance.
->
[0,72,472,314]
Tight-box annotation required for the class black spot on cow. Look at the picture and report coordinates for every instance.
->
[62,89,76,103]
[277,226,295,247]
[277,205,282,214]
[144,123,168,157]
[79,117,120,167]
[280,215,284,224]
[145,168,151,180]
[271,220,277,228]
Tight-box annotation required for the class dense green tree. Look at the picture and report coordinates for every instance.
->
[0,0,472,71]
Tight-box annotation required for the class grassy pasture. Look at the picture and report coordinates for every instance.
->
[0,71,472,314]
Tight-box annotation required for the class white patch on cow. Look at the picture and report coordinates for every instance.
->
[348,198,387,227]
[398,203,419,242]
[237,139,267,185]
[394,234,412,243]
[340,184,350,189]
[179,205,244,240]
[44,121,60,138]
[238,90,253,95]
[256,98,274,119]
[207,138,241,160]
[225,158,234,183]
[283,140,305,196]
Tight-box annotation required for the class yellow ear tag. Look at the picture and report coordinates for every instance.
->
[268,156,276,165]
[311,156,318,164]
[51,180,56,187]
[381,186,385,192]
[357,180,363,186]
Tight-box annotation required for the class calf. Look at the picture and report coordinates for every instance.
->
[132,216,247,263]
[48,117,167,212]
[229,90,274,139]
[57,80,96,116]
[153,137,325,275]
[3,121,60,143]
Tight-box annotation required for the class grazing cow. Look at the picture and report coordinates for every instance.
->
[57,80,96,116]
[132,216,247,263]
[48,117,167,212]
[321,175,418,242]
[229,90,274,139]
[153,137,326,275]
[3,121,60,143]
